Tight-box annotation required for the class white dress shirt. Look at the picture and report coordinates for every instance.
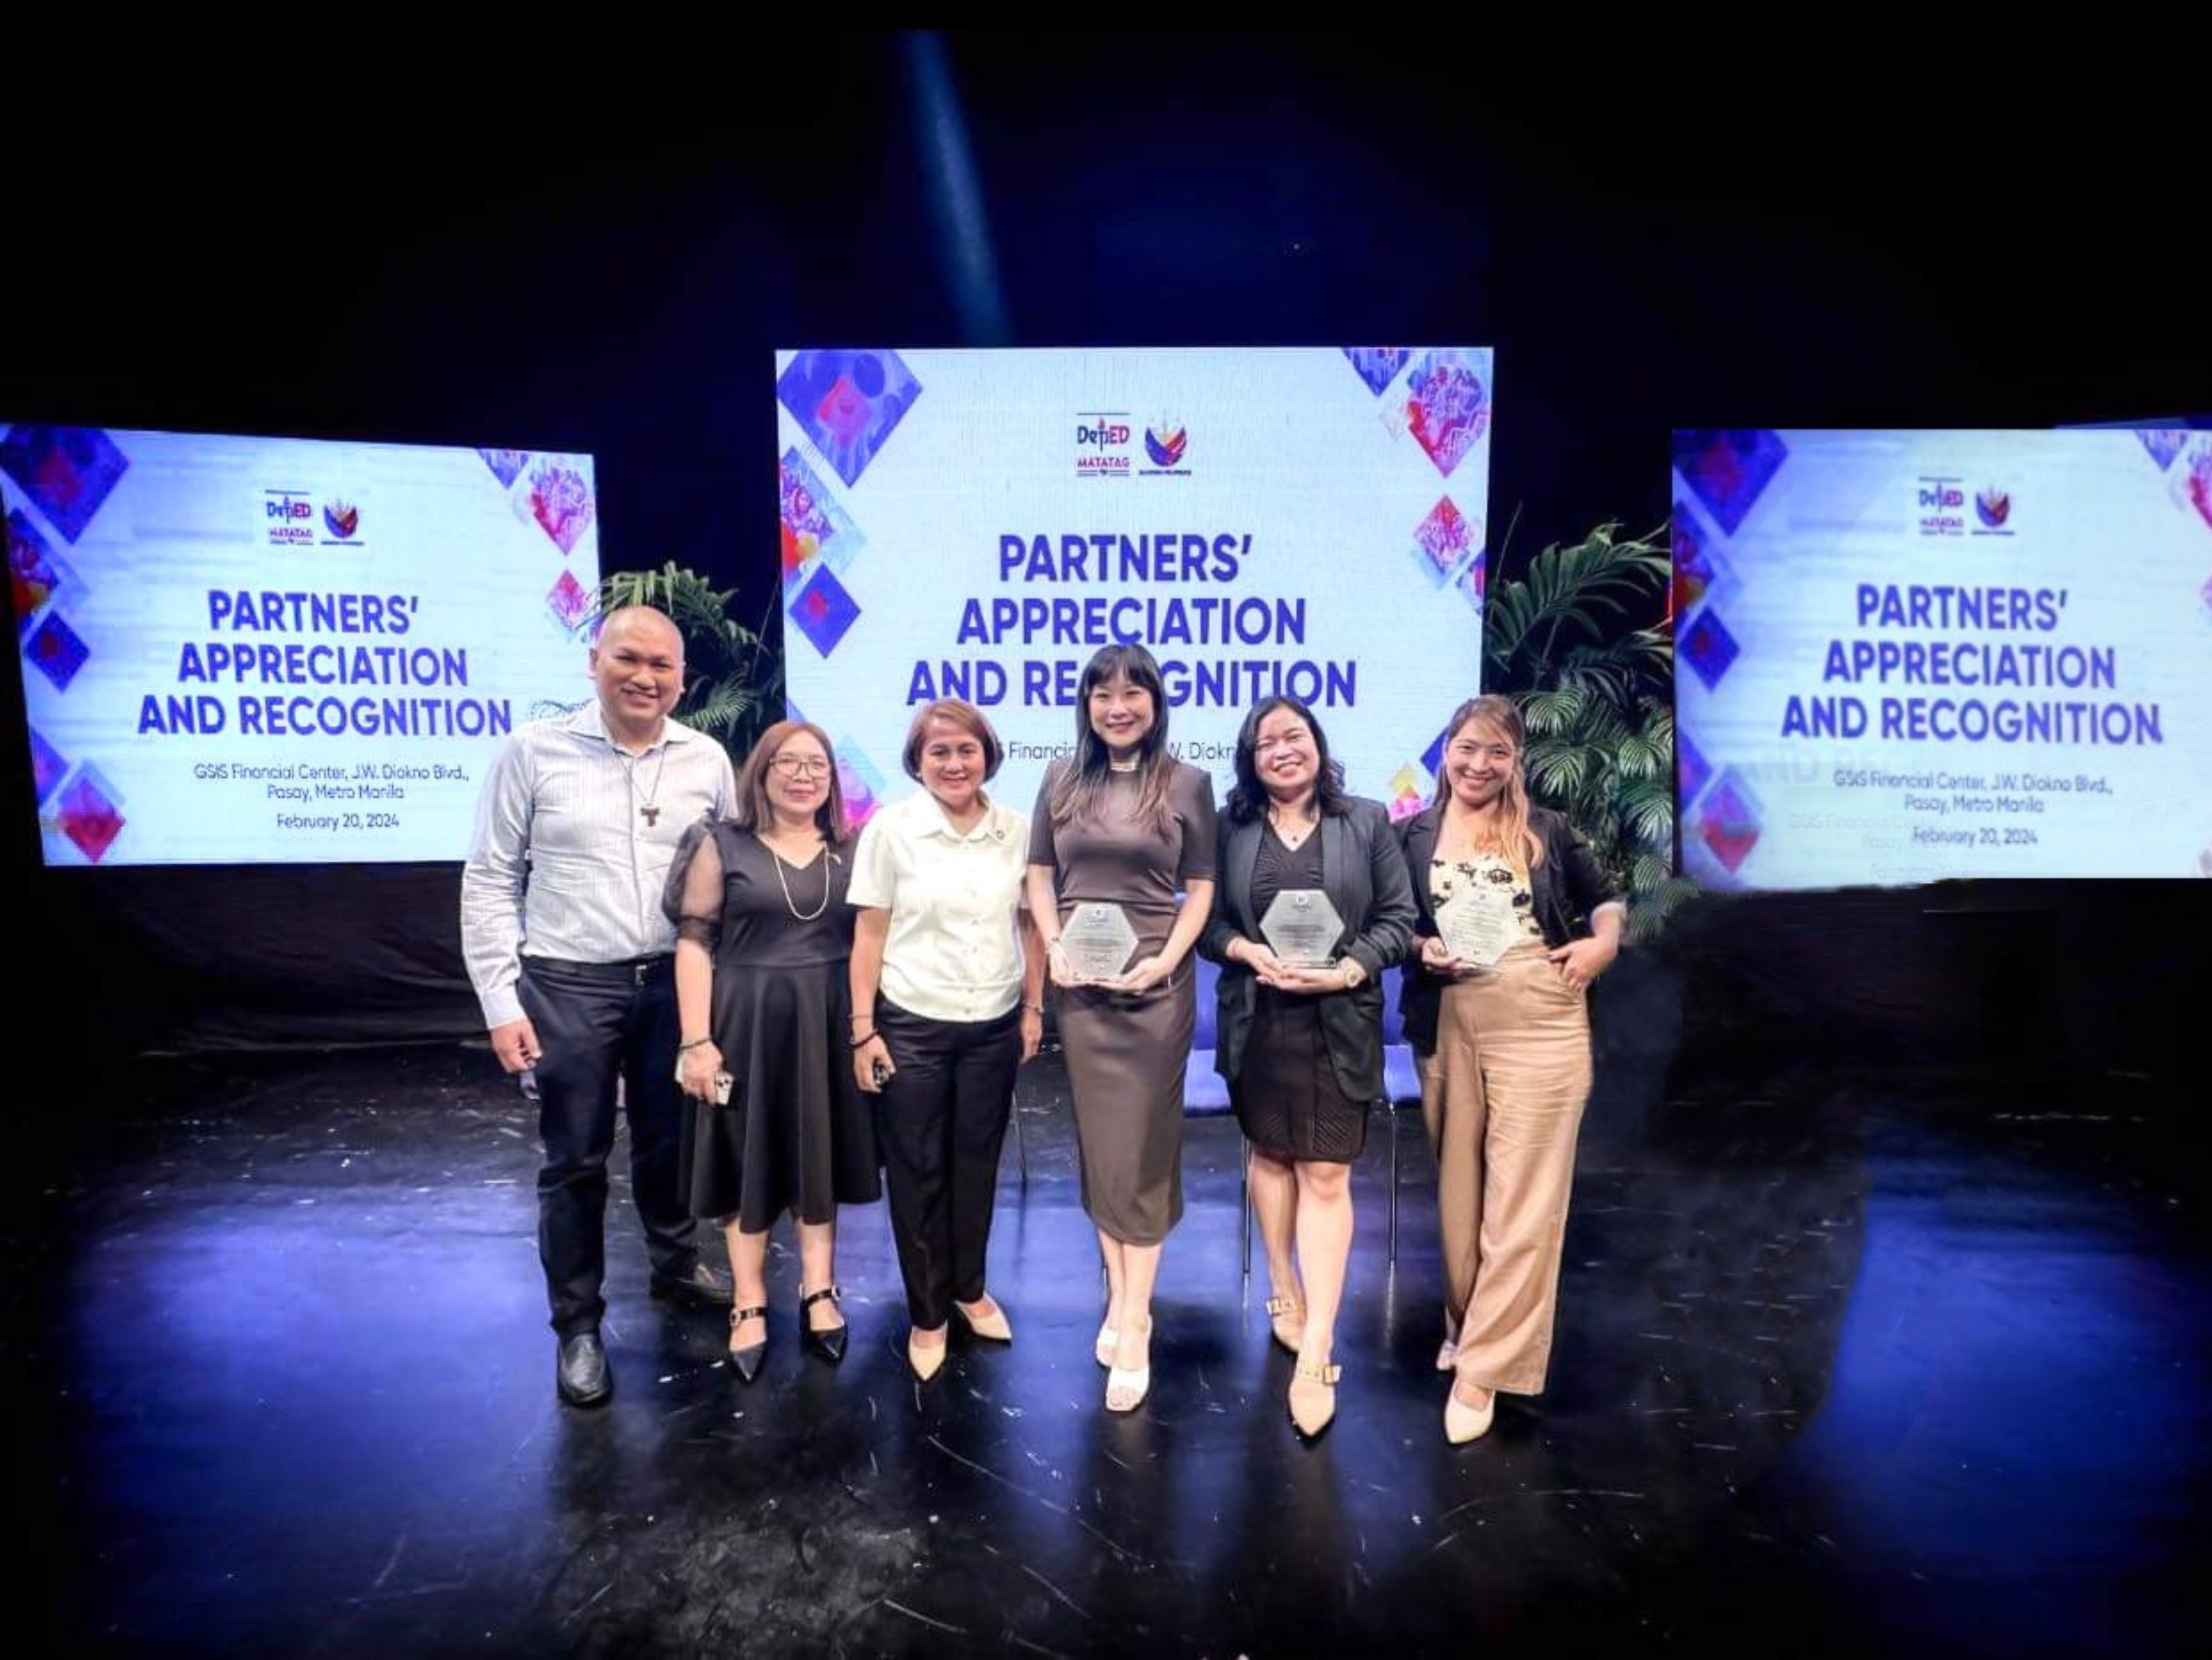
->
[847,790,1030,1023]
[460,703,737,1027]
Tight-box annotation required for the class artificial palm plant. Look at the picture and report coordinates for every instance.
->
[1483,522,1692,941]
[595,563,783,763]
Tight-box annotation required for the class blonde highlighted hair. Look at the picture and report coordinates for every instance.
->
[1433,694,1545,870]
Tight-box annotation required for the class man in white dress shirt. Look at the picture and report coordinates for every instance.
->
[461,606,737,1407]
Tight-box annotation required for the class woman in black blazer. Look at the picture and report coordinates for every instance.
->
[1395,694,1623,1445]
[1198,695,1416,1438]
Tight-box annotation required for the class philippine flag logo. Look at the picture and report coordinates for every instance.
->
[324,500,360,539]
[1144,422,1187,467]
[1974,487,2010,528]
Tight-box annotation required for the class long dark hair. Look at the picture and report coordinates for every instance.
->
[1224,695,1349,825]
[1048,643,1177,830]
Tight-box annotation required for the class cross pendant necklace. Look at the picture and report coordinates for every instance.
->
[623,746,669,826]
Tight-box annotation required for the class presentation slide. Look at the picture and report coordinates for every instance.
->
[1673,428,2212,887]
[7,424,601,864]
[777,346,1495,824]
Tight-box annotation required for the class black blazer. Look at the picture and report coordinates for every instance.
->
[1198,796,1418,1100]
[1394,803,1622,1056]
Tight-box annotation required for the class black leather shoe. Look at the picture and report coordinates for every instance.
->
[728,1305,768,1384]
[650,1260,735,1310]
[557,1332,612,1408]
[800,1286,848,1364]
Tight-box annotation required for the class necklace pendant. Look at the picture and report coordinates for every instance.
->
[640,804,661,826]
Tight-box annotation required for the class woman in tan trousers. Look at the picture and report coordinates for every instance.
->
[1395,696,1623,1444]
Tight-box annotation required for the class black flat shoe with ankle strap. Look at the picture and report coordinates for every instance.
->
[728,1304,768,1384]
[800,1286,847,1364]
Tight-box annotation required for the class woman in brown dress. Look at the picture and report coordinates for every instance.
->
[1025,644,1218,1413]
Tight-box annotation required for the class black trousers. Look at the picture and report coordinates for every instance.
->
[870,998,1021,1329]
[520,955,698,1337]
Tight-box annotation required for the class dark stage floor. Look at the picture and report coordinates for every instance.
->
[11,1039,2204,1656]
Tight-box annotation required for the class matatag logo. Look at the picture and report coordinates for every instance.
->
[1075,412,1132,478]
[1916,475,1965,538]
[264,489,314,547]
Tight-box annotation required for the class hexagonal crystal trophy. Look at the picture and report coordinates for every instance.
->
[1436,887,1518,968]
[1259,888,1345,970]
[1060,901,1140,981]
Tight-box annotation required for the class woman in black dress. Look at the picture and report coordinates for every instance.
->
[1199,696,1415,1436]
[666,719,880,1380]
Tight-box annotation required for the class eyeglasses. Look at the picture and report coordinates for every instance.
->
[770,756,833,779]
